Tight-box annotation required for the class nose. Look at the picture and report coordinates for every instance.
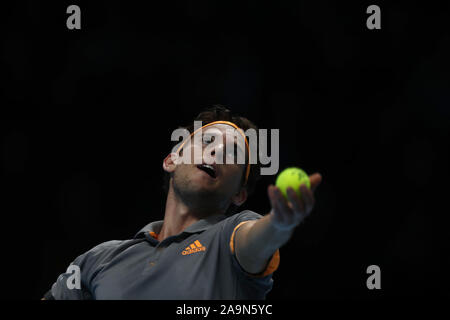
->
[204,142,225,164]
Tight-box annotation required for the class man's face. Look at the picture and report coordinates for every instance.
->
[169,123,248,211]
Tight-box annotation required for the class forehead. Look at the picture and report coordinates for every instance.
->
[199,124,246,146]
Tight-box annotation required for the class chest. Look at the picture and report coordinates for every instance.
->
[91,232,230,299]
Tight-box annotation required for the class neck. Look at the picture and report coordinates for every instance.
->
[158,186,224,241]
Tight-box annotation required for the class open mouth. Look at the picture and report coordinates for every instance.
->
[197,164,217,179]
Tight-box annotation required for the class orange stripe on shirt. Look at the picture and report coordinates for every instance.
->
[229,221,251,255]
[149,231,159,240]
[229,220,281,278]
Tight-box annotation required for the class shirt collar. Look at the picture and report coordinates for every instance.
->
[182,213,227,234]
[134,220,163,239]
[134,213,226,239]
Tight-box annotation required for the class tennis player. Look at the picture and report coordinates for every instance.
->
[42,105,322,300]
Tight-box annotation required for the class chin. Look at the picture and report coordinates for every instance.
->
[173,171,222,198]
[190,183,220,196]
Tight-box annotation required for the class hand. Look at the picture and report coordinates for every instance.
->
[268,173,322,230]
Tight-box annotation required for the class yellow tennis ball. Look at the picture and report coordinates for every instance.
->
[275,167,311,199]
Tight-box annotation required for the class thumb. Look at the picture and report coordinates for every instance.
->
[309,173,322,192]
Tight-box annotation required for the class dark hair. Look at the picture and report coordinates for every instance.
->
[163,105,261,215]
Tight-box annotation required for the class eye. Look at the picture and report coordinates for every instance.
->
[203,134,215,144]
[226,144,244,161]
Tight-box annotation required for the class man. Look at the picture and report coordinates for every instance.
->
[42,105,322,300]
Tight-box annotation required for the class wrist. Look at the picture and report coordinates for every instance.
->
[268,211,297,232]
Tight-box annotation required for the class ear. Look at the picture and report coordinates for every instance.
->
[162,153,178,173]
[231,187,248,207]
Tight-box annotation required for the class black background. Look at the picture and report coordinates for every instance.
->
[1,1,449,301]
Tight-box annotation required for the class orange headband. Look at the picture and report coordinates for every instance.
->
[175,120,251,186]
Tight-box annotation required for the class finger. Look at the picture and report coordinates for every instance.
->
[268,185,287,220]
[286,187,305,213]
[273,187,293,217]
[309,173,322,193]
[300,184,315,214]
[287,188,308,224]
[267,185,277,209]
[270,189,288,224]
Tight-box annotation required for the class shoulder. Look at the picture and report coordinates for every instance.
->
[225,210,264,225]
[75,239,136,267]
[216,210,263,237]
[89,240,123,252]
[84,240,124,256]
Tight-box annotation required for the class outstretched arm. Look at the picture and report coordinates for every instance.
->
[234,173,322,274]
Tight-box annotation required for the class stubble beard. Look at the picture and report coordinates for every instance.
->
[171,170,228,216]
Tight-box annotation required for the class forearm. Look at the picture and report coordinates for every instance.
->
[235,213,294,273]
[235,176,321,274]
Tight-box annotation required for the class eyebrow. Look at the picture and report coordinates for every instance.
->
[232,141,247,157]
[199,132,247,154]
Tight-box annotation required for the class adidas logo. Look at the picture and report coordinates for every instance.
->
[182,240,206,255]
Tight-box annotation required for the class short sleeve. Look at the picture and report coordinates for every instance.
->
[49,240,122,300]
[225,210,280,278]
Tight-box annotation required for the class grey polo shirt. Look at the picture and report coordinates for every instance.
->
[49,210,280,300]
